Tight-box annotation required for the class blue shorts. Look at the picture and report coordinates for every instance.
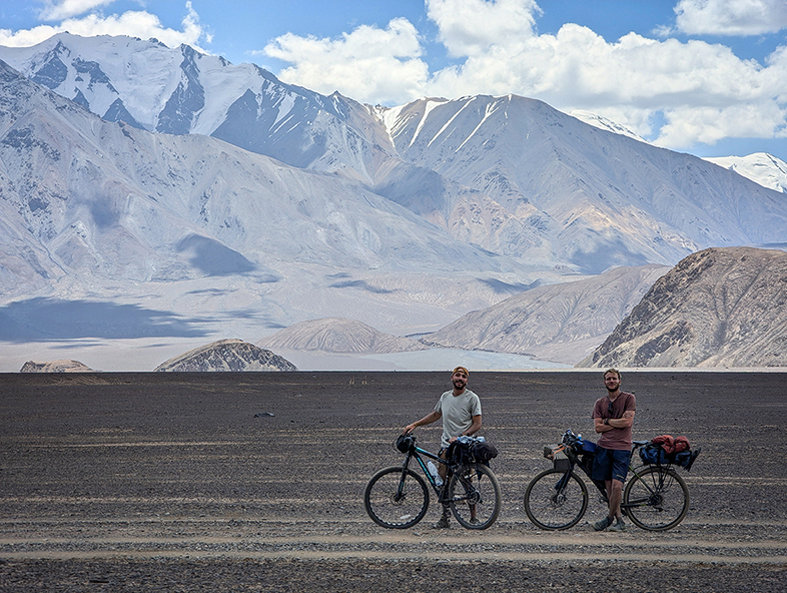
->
[591,447,631,483]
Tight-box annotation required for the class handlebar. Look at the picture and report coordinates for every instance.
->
[561,429,583,447]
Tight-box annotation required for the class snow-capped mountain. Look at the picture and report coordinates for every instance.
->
[569,110,647,142]
[380,95,785,269]
[0,57,541,348]
[1,34,784,277]
[0,33,395,179]
[705,153,787,194]
[573,111,787,195]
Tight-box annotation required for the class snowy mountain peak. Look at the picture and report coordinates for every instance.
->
[705,153,787,193]
[569,109,647,142]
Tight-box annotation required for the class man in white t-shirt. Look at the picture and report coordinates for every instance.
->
[403,366,482,528]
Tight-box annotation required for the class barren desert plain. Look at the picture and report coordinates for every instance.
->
[0,370,785,592]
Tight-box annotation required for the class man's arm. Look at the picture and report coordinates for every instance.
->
[462,414,482,437]
[404,410,441,434]
[595,410,635,433]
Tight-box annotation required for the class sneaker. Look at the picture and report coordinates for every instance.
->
[592,516,613,531]
[469,517,480,525]
[607,519,626,532]
[432,516,450,529]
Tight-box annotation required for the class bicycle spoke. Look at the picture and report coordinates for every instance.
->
[448,464,501,530]
[524,468,588,530]
[364,467,429,529]
[623,466,689,531]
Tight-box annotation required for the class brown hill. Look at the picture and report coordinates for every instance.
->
[155,339,296,372]
[580,247,787,368]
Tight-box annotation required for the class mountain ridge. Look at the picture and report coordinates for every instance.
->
[421,264,670,364]
[1,33,784,276]
[259,318,426,354]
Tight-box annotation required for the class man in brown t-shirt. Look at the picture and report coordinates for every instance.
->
[591,368,636,532]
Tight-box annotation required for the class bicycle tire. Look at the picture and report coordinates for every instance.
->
[448,463,501,530]
[524,468,589,530]
[364,466,429,529]
[623,466,689,531]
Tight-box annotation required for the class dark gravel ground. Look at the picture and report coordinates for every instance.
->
[0,370,785,592]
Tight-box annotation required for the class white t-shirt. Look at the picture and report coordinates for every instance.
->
[434,388,482,448]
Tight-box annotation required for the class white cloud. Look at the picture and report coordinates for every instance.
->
[264,18,428,105]
[39,0,116,21]
[0,2,208,50]
[657,101,787,149]
[425,0,541,57]
[674,0,787,36]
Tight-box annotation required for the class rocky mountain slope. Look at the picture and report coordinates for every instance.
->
[19,359,94,372]
[421,264,669,364]
[154,339,296,372]
[580,247,787,368]
[259,318,426,353]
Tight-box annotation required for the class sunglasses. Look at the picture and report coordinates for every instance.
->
[607,400,614,418]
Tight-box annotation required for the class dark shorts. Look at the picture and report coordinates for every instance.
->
[591,447,631,483]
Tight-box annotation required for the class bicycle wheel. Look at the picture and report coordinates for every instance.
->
[623,466,689,531]
[447,463,501,530]
[364,466,429,529]
[524,468,589,530]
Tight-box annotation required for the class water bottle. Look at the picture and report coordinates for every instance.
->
[427,461,443,487]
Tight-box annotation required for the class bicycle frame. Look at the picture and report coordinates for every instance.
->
[546,435,685,520]
[547,439,608,502]
[401,444,449,497]
[366,434,502,530]
[560,441,664,497]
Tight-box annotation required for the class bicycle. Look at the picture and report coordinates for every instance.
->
[523,429,700,531]
[364,433,501,530]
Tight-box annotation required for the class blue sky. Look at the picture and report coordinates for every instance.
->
[1,0,786,161]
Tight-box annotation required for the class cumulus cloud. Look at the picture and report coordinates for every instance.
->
[0,1,208,50]
[263,18,428,105]
[425,0,541,57]
[673,0,787,36]
[38,0,116,21]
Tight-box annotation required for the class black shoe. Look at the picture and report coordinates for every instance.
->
[592,516,612,531]
[432,516,450,529]
[607,518,626,532]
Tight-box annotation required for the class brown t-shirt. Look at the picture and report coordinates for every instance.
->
[592,391,636,450]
